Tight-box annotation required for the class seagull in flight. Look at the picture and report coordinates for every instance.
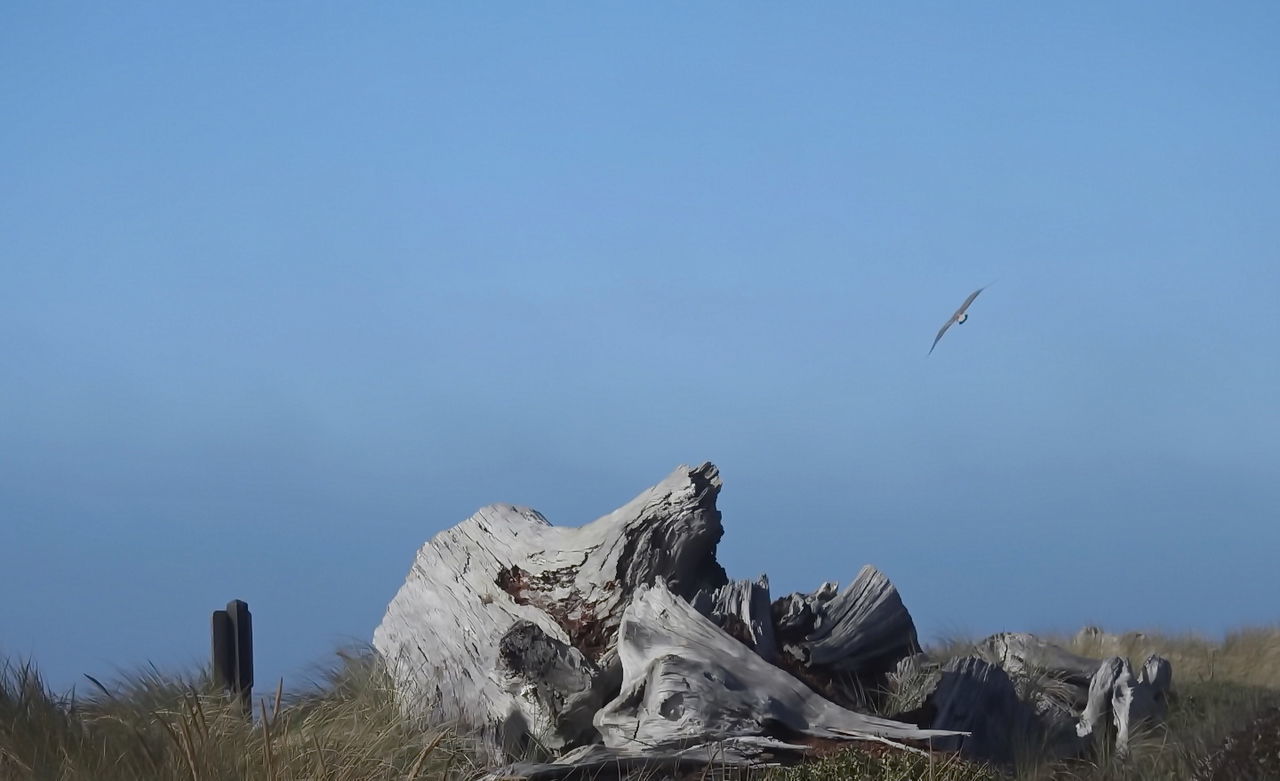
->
[929,286,988,355]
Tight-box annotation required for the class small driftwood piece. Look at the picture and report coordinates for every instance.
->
[978,632,1101,684]
[1138,653,1173,719]
[1076,654,1173,756]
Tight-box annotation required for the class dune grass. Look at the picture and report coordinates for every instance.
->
[1059,626,1280,691]
[0,647,477,781]
[3,626,1278,780]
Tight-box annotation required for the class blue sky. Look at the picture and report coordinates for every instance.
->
[3,3,1278,694]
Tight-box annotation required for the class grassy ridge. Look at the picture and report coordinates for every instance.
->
[2,627,1277,780]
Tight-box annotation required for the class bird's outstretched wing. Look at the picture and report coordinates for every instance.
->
[955,286,985,317]
[929,318,955,355]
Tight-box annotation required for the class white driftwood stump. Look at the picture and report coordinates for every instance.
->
[373,463,730,755]
[373,463,961,775]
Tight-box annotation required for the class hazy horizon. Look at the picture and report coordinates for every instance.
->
[3,3,1278,694]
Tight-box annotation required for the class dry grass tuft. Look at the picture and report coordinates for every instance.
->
[1057,626,1280,691]
[0,646,478,781]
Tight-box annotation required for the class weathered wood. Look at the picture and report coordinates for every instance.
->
[1116,653,1172,756]
[802,565,920,674]
[373,463,729,754]
[768,567,920,711]
[595,580,962,750]
[978,632,1100,684]
[925,657,1031,762]
[1109,663,1144,756]
[495,620,617,751]
[1139,654,1171,687]
[1075,653,1172,757]
[1077,656,1124,741]
[977,633,1177,758]
[974,632,1096,756]
[772,581,839,637]
[692,576,778,662]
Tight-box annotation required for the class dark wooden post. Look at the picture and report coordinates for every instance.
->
[211,609,234,688]
[211,599,253,713]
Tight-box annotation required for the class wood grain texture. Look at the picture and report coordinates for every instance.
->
[372,462,727,755]
[596,580,960,749]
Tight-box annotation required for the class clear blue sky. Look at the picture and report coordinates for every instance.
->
[3,3,1278,694]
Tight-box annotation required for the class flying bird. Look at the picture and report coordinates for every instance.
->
[929,286,987,355]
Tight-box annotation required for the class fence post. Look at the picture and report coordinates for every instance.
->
[211,599,253,714]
